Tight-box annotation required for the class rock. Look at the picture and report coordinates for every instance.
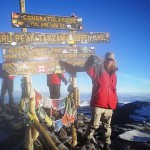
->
[0,101,150,150]
[58,128,68,141]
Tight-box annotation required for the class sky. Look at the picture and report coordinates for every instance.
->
[0,0,150,95]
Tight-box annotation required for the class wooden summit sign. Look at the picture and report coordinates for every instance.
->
[11,12,83,30]
[0,32,110,45]
[3,59,86,75]
[3,46,95,61]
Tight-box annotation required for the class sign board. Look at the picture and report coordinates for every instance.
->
[11,12,83,30]
[2,46,95,61]
[0,32,110,45]
[2,59,86,75]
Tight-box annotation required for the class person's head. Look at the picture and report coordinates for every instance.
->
[104,52,117,73]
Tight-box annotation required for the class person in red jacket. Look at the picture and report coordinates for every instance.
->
[47,73,67,99]
[0,69,15,107]
[83,52,118,150]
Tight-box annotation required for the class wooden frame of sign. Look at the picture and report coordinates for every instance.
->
[11,12,83,30]
[2,59,86,75]
[0,32,110,45]
[2,46,95,61]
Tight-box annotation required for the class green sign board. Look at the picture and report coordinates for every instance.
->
[11,12,83,30]
[3,59,86,75]
[3,46,95,61]
[0,32,110,45]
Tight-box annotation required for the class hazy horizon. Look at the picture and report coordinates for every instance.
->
[1,90,149,104]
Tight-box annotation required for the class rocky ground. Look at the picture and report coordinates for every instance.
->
[0,101,150,150]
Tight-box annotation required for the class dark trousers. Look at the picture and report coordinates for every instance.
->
[48,84,60,99]
[0,78,14,106]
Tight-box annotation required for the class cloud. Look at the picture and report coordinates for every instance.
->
[118,73,150,86]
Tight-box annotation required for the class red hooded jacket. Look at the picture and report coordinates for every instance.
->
[47,73,67,86]
[85,56,118,110]
[8,75,15,80]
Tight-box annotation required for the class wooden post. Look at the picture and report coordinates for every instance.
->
[19,1,58,150]
[69,14,78,147]
[32,119,59,150]
[20,0,27,32]
[20,1,34,149]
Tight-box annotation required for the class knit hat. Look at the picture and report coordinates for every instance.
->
[105,52,115,60]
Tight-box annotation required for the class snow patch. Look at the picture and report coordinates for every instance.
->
[119,129,150,142]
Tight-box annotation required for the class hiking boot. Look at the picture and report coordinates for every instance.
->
[103,143,111,150]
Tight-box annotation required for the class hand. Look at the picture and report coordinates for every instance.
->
[65,80,67,85]
[84,55,94,70]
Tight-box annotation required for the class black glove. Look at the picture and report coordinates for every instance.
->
[84,55,94,70]
[64,79,67,85]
